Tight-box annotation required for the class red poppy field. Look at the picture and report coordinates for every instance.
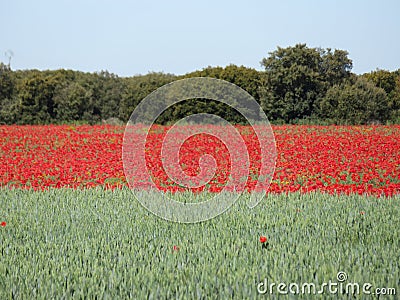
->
[1,124,399,196]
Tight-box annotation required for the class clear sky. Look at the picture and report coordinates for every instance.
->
[1,0,399,77]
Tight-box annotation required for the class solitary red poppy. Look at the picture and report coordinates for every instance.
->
[1,221,6,227]
[260,236,267,243]
[360,211,365,215]
[173,245,180,252]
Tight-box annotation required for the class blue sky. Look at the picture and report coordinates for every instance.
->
[1,0,399,77]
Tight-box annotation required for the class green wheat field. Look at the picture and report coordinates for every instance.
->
[0,188,399,299]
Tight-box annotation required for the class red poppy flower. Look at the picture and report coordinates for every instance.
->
[173,245,180,252]
[259,236,267,243]
[1,221,6,227]
[360,211,365,215]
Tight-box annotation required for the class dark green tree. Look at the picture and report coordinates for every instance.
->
[318,77,389,124]
[119,72,177,122]
[0,62,17,124]
[319,48,352,86]
[388,75,400,122]
[260,44,352,123]
[363,70,400,123]
[167,64,263,125]
[16,72,52,124]
[89,71,126,121]
[363,69,397,95]
[183,64,262,102]
[0,62,14,101]
[53,82,93,121]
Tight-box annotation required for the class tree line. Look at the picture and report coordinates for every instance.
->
[1,43,399,125]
